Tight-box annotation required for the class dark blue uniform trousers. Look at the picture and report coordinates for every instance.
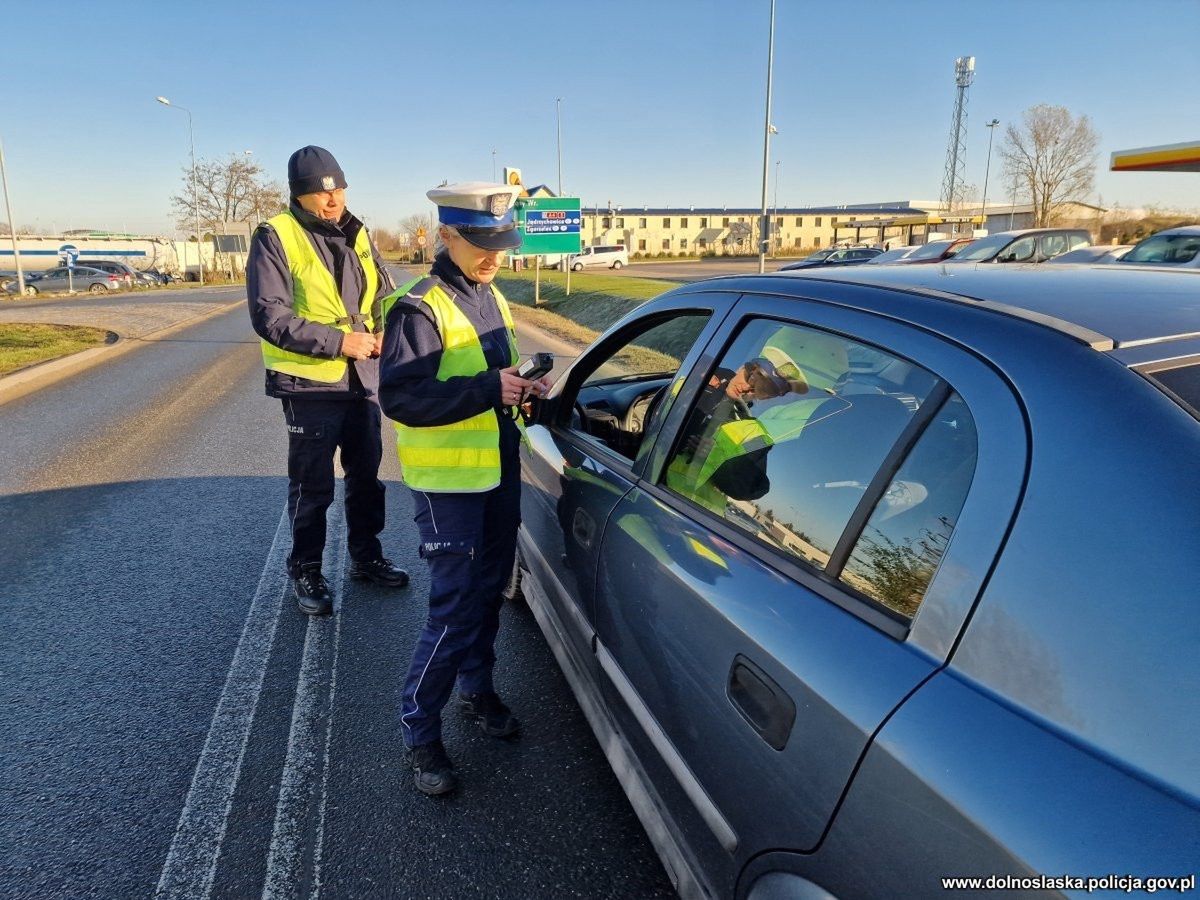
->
[282,396,385,574]
[399,463,521,748]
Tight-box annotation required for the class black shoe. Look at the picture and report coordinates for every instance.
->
[409,740,457,796]
[459,691,520,738]
[292,565,333,616]
[349,557,409,588]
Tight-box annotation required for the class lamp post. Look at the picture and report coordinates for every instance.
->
[757,0,777,274]
[492,148,497,182]
[156,96,204,286]
[0,138,26,295]
[980,118,999,233]
[555,97,563,195]
[773,159,780,257]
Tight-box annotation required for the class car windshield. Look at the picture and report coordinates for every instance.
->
[945,234,1012,261]
[906,240,953,260]
[1121,233,1200,265]
[803,249,834,262]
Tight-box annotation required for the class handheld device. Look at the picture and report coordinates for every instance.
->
[518,352,554,381]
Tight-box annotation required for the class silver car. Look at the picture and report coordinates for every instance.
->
[1118,225,1200,268]
[4,267,121,295]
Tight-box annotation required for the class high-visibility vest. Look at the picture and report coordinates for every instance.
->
[667,416,774,514]
[382,276,519,492]
[259,211,379,383]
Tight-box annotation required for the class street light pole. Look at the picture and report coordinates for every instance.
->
[981,118,999,232]
[773,159,780,257]
[492,148,497,182]
[0,138,26,295]
[758,0,777,274]
[156,96,204,286]
[555,97,563,195]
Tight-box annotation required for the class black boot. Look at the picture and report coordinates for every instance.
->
[292,565,333,616]
[409,740,457,796]
[349,557,409,588]
[459,691,520,738]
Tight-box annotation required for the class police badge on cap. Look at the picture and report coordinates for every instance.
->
[427,182,523,251]
[321,176,336,191]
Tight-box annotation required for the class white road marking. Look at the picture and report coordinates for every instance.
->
[155,508,291,900]
[263,488,347,900]
[308,583,343,900]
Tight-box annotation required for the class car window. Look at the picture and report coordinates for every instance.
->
[1067,233,1090,250]
[997,236,1036,263]
[841,392,977,618]
[662,318,941,573]
[1123,232,1200,265]
[906,240,950,261]
[1143,363,1200,418]
[1040,234,1069,258]
[571,312,714,461]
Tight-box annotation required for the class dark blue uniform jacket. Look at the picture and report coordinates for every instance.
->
[246,201,393,399]
[378,252,521,464]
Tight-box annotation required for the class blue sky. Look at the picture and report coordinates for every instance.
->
[3,0,1198,236]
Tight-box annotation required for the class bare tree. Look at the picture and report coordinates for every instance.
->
[371,227,403,253]
[0,222,42,236]
[170,154,287,236]
[399,213,434,262]
[999,105,1099,227]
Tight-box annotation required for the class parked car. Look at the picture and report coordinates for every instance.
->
[945,228,1090,264]
[6,266,121,294]
[1118,225,1200,269]
[1,272,43,295]
[893,237,972,264]
[1045,244,1133,265]
[512,264,1200,899]
[862,246,920,264]
[567,245,629,271]
[49,259,137,287]
[778,246,882,270]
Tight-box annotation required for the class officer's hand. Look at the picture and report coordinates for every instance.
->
[342,332,375,361]
[499,366,536,407]
[371,333,383,358]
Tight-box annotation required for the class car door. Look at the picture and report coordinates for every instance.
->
[589,290,1027,896]
[517,291,738,669]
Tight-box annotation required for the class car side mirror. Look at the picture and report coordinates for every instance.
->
[523,394,559,427]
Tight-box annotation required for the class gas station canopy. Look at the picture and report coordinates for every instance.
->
[1110,141,1200,173]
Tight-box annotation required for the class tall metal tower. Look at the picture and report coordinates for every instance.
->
[939,56,975,215]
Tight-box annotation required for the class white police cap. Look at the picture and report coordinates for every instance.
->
[427,182,523,250]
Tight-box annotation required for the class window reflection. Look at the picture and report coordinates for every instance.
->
[664,319,936,570]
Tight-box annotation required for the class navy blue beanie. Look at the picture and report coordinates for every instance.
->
[287,145,347,196]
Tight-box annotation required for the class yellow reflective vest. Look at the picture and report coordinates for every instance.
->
[259,211,379,383]
[381,277,519,493]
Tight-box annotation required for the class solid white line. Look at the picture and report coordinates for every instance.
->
[307,579,343,900]
[155,507,292,900]
[262,488,347,900]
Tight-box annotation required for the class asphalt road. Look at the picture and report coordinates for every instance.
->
[0,300,672,899]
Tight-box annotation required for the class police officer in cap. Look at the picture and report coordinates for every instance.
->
[247,145,409,616]
[378,182,550,796]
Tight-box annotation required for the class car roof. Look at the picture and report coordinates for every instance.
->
[1143,225,1200,236]
[696,264,1200,351]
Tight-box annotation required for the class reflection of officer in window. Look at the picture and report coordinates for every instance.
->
[672,356,807,505]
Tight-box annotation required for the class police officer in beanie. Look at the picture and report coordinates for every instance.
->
[247,145,408,616]
[378,182,550,796]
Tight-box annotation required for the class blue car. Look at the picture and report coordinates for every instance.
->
[515,264,1200,898]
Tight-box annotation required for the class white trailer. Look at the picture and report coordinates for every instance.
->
[0,233,179,274]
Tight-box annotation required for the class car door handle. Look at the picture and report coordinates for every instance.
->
[727,654,796,751]
[571,508,596,549]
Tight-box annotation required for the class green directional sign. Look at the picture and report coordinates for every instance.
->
[514,197,583,256]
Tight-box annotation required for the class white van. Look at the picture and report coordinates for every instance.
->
[567,244,628,271]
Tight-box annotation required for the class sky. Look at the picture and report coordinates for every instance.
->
[3,0,1199,237]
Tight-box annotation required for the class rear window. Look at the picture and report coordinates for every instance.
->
[1145,363,1200,417]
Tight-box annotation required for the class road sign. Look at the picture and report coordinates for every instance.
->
[416,234,427,247]
[514,197,582,256]
[58,243,80,268]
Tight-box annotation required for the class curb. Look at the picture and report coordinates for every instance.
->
[0,297,245,407]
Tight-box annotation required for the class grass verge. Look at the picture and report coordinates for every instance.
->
[0,323,112,376]
[496,269,674,333]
